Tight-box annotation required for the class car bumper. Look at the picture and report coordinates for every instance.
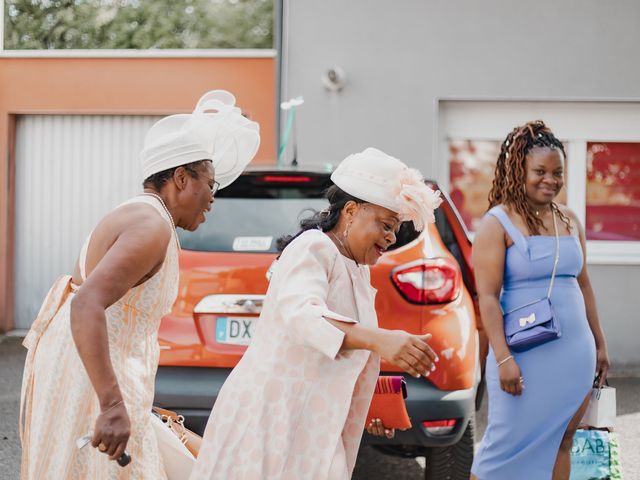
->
[154,367,476,448]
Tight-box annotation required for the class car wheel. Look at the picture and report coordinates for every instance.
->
[423,415,475,480]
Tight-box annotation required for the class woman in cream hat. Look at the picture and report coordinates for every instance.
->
[19,90,259,480]
[190,147,443,480]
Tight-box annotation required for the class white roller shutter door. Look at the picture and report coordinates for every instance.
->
[14,115,161,329]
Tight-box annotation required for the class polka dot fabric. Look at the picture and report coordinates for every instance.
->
[190,230,380,480]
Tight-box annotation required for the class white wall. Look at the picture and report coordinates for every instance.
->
[282,0,640,170]
[283,0,640,372]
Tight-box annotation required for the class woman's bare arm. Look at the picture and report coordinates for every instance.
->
[70,205,171,459]
[473,214,523,395]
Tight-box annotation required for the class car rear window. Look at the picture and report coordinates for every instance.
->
[177,174,458,254]
[177,173,331,253]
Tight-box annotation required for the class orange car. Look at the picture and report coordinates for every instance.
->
[155,168,485,476]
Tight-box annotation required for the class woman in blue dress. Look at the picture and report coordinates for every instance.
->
[471,120,610,480]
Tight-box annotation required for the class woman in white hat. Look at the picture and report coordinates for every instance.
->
[190,148,443,480]
[19,91,260,480]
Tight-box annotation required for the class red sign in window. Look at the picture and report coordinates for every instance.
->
[449,140,500,232]
[586,142,640,241]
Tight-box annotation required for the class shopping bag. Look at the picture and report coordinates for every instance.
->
[570,429,611,479]
[609,432,623,480]
[581,385,617,428]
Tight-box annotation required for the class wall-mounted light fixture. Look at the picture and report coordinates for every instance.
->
[322,67,347,92]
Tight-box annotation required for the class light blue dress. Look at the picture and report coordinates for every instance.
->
[471,207,596,479]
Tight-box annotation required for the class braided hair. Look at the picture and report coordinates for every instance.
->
[488,120,572,235]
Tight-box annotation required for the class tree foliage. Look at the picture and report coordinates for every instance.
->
[4,0,273,49]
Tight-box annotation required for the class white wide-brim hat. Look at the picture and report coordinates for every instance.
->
[140,90,260,189]
[331,147,442,231]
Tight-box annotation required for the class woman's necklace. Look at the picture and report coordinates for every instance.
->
[141,192,180,248]
[533,204,552,216]
[328,230,359,266]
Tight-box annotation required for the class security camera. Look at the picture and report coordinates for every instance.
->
[322,67,347,92]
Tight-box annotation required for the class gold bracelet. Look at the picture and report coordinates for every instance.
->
[497,355,513,367]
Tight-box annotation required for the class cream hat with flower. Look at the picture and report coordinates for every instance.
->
[140,90,260,189]
[330,147,442,231]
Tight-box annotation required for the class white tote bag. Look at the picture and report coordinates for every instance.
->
[150,412,196,480]
[581,385,617,429]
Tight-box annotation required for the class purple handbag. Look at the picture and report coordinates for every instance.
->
[503,210,562,351]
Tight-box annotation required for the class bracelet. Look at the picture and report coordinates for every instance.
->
[100,399,124,415]
[497,355,513,367]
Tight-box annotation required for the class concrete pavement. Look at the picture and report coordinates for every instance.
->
[0,336,24,480]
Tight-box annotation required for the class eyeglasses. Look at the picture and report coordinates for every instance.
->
[211,180,220,196]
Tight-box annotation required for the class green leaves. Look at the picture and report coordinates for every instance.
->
[4,0,273,50]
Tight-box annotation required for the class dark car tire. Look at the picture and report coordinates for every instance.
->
[423,415,475,480]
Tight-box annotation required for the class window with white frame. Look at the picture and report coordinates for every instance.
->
[437,101,640,264]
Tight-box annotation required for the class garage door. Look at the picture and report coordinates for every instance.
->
[13,115,161,329]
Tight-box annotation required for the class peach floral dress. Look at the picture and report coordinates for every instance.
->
[190,229,380,480]
[20,196,179,480]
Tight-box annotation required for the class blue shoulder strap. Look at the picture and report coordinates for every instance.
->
[487,206,528,254]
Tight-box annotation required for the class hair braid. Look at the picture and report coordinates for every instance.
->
[488,120,572,235]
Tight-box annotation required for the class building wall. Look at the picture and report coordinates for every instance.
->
[589,264,638,375]
[0,53,277,331]
[283,0,640,371]
[282,0,640,166]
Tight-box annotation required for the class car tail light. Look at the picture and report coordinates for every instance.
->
[391,258,461,304]
[421,419,457,435]
[260,175,312,183]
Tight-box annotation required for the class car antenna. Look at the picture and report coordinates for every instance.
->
[279,96,304,169]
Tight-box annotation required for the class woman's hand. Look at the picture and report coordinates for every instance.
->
[499,357,524,396]
[596,346,610,388]
[91,401,131,461]
[374,330,438,378]
[366,418,395,439]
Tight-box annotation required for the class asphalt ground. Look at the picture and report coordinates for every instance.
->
[1,334,638,480]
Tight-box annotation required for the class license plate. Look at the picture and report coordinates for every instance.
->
[215,317,255,345]
[232,236,273,251]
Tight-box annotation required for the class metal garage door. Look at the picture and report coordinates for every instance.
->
[13,115,161,329]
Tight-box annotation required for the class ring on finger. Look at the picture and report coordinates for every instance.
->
[98,443,108,452]
[519,377,524,383]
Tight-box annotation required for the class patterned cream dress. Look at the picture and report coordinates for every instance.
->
[190,229,381,480]
[20,196,179,480]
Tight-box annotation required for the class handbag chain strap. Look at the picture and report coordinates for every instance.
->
[162,414,188,445]
[153,406,189,445]
[546,207,560,299]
